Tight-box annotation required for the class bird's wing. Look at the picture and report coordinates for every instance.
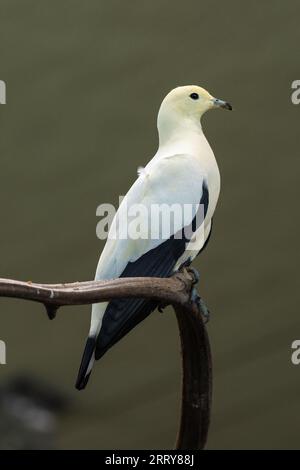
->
[93,154,209,358]
[95,153,208,281]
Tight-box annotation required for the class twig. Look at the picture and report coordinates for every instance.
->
[0,271,212,449]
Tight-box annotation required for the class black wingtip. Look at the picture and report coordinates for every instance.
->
[75,336,96,391]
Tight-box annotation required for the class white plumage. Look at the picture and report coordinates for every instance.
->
[76,85,231,389]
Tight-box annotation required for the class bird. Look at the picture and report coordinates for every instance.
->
[76,85,232,390]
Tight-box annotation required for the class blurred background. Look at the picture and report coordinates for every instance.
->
[0,0,299,449]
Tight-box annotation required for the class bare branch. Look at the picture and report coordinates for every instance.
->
[175,302,212,450]
[0,271,212,449]
[0,274,190,312]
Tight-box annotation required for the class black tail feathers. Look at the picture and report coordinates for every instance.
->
[75,336,96,390]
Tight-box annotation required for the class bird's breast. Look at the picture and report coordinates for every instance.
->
[194,138,221,221]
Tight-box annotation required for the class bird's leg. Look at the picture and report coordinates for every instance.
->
[158,260,193,313]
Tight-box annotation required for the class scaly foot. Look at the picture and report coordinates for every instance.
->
[190,286,210,323]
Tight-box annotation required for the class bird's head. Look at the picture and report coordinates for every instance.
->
[157,85,232,143]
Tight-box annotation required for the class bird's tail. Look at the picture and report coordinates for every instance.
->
[75,301,108,390]
[75,335,97,390]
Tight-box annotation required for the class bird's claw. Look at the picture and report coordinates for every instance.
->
[186,266,200,285]
[190,287,210,323]
[178,257,192,271]
[174,263,209,321]
[176,260,200,285]
[198,297,210,323]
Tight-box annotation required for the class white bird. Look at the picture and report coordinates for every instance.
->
[76,85,232,390]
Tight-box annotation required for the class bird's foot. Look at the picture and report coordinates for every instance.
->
[190,287,210,323]
[176,258,200,286]
[177,264,209,322]
[178,257,192,271]
[185,266,200,285]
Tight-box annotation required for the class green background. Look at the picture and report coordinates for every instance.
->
[0,0,299,449]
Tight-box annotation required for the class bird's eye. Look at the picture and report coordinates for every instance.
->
[190,93,199,100]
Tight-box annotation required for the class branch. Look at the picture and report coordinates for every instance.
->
[0,272,212,449]
[174,302,212,449]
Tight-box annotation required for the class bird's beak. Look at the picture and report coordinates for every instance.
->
[212,98,233,110]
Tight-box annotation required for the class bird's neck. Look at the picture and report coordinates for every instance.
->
[157,111,204,147]
[157,115,207,157]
